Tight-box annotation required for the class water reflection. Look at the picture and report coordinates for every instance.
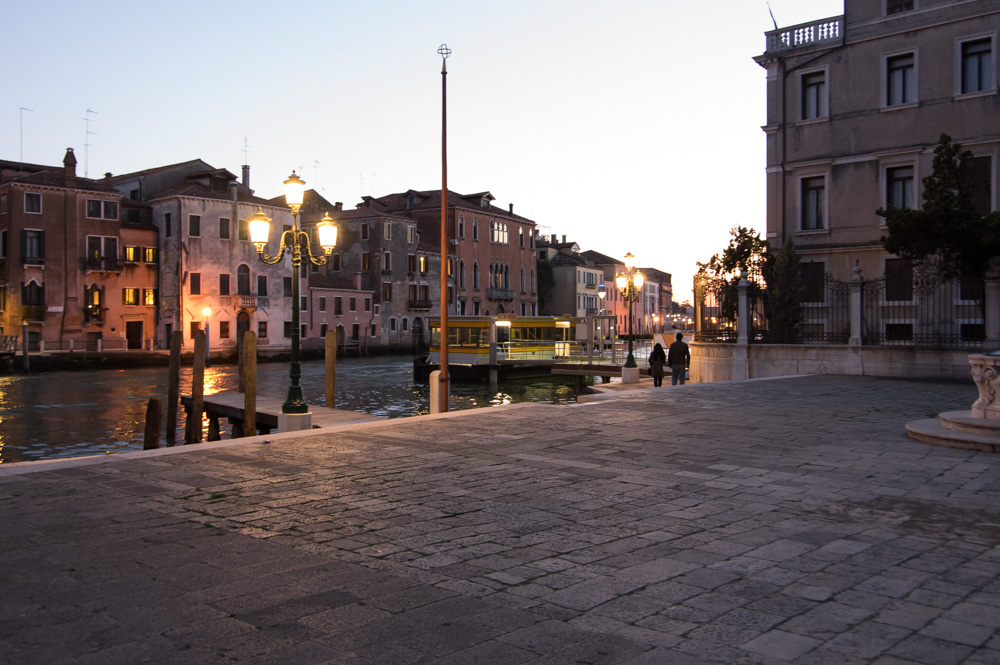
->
[0,356,588,464]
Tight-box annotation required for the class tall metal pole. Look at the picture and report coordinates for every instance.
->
[284,210,307,413]
[438,44,451,413]
[626,287,636,368]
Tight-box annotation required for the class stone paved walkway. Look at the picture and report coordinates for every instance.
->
[2,375,999,664]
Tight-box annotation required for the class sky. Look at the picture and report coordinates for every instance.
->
[2,0,844,303]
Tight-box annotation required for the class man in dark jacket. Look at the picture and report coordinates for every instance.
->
[666,332,690,385]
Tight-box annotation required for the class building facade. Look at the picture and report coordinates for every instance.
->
[754,0,998,302]
[0,149,158,351]
[110,162,294,352]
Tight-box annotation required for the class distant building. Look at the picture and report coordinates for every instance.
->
[0,149,157,351]
[109,161,294,351]
[535,234,604,318]
[754,0,998,341]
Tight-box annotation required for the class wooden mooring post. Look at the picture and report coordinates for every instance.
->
[186,330,205,444]
[143,398,162,450]
[239,331,257,438]
[165,330,182,445]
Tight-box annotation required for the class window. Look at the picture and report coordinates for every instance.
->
[968,156,993,216]
[21,229,44,265]
[238,218,249,241]
[886,0,913,15]
[1,192,6,213]
[473,262,480,289]
[801,176,826,230]
[886,166,915,210]
[190,322,202,340]
[459,261,466,289]
[408,254,417,272]
[143,288,156,306]
[352,324,360,341]
[520,267,526,293]
[365,297,371,312]
[390,318,397,332]
[143,247,157,263]
[381,282,392,301]
[23,280,44,307]
[189,215,201,237]
[189,272,201,295]
[0,230,5,259]
[886,53,916,105]
[259,275,268,297]
[123,246,139,263]
[407,225,415,243]
[801,70,827,120]
[317,296,326,312]
[24,192,41,214]
[86,199,118,220]
[361,223,369,240]
[458,213,465,238]
[334,296,343,315]
[320,324,327,338]
[384,222,391,239]
[886,258,914,301]
[961,38,994,94]
[164,213,172,238]
[402,318,409,332]
[349,296,357,311]
[123,288,140,306]
[219,217,230,239]
[219,321,230,339]
[519,228,524,248]
[800,263,825,303]
[219,274,231,296]
[473,218,479,241]
[383,252,391,271]
[362,252,370,270]
[284,321,293,338]
[330,254,341,271]
[420,256,427,274]
[301,295,308,311]
[258,321,268,339]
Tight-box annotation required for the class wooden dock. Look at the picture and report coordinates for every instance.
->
[181,391,384,439]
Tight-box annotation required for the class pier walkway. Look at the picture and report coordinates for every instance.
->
[2,375,999,664]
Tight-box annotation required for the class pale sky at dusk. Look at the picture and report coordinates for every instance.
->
[2,0,844,303]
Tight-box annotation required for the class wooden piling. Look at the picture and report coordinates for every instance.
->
[166,330,182,445]
[188,330,205,444]
[325,330,336,408]
[143,398,162,450]
[243,331,257,437]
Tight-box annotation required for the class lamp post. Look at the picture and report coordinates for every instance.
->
[248,172,337,418]
[597,283,606,355]
[615,252,644,369]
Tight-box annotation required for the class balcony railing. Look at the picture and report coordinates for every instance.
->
[85,257,122,272]
[233,295,269,309]
[765,16,843,53]
[408,299,432,311]
[487,288,516,301]
[83,308,105,324]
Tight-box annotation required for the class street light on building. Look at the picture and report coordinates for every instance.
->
[248,172,337,425]
[615,252,644,369]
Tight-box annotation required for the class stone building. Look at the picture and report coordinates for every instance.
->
[0,149,157,351]
[109,162,294,352]
[754,0,998,328]
[535,234,605,318]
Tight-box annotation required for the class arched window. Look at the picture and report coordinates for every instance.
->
[459,261,466,289]
[520,267,525,293]
[504,265,510,290]
[237,265,251,295]
[531,269,536,294]
[473,262,480,290]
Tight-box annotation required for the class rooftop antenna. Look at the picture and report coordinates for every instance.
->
[83,108,98,178]
[767,2,779,29]
[19,107,32,165]
[242,134,253,164]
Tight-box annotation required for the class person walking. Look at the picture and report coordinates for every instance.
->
[666,332,690,386]
[647,343,666,387]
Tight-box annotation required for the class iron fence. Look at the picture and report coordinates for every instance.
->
[862,274,984,349]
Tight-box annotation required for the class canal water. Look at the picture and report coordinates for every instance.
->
[0,355,590,464]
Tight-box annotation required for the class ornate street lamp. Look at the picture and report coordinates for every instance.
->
[248,172,337,416]
[615,251,644,369]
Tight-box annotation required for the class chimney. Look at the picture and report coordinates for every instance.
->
[334,202,343,211]
[242,164,250,189]
[509,203,513,214]
[63,148,77,187]
[562,235,567,243]
[551,234,557,244]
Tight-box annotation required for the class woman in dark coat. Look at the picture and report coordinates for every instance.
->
[648,343,666,387]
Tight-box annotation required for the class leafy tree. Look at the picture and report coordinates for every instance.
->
[879,133,1000,280]
[696,226,772,320]
[767,238,802,343]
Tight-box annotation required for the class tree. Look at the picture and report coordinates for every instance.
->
[880,133,1000,280]
[696,226,772,320]
[767,238,802,343]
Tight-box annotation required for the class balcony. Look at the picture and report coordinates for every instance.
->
[408,299,432,311]
[233,295,269,309]
[487,288,516,301]
[85,257,122,273]
[764,16,842,54]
